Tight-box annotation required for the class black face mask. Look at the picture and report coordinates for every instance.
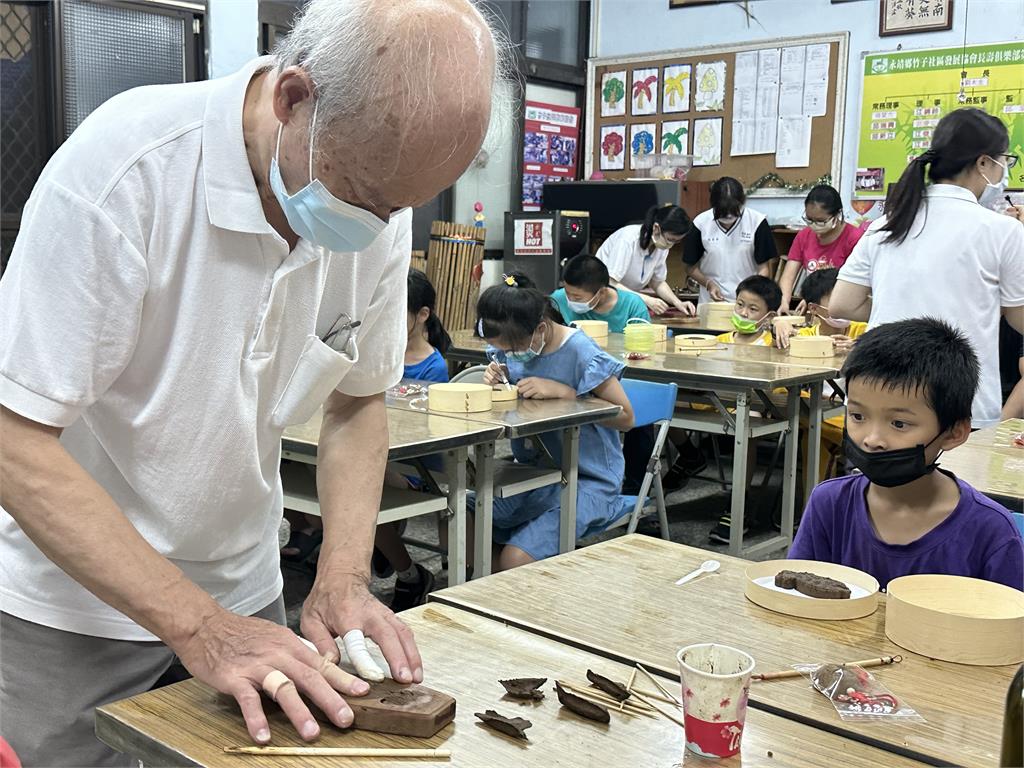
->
[843,430,944,488]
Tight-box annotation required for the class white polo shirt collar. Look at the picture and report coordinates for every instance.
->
[202,56,278,236]
[925,183,981,204]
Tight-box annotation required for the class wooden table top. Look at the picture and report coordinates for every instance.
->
[941,418,1024,505]
[447,329,838,391]
[282,408,504,462]
[430,535,1018,768]
[95,602,925,768]
[385,382,622,439]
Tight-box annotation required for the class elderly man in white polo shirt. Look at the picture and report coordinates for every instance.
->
[0,1,509,764]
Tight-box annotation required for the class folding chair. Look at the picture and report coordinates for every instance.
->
[608,378,679,538]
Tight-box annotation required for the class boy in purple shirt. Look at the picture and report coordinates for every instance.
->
[790,318,1023,590]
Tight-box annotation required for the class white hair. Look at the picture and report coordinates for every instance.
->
[274,0,517,155]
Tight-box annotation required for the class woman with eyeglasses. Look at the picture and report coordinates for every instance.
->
[777,185,863,315]
[830,107,1024,428]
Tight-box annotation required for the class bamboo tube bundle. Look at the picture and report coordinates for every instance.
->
[427,221,486,332]
[410,250,427,274]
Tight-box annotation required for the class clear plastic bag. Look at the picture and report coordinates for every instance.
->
[793,663,925,723]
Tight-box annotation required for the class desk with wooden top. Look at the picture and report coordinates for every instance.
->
[447,329,839,558]
[430,534,1017,768]
[281,408,503,585]
[386,383,623,573]
[95,602,926,768]
[941,418,1024,507]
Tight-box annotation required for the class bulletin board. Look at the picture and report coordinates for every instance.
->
[854,41,1024,199]
[585,33,849,197]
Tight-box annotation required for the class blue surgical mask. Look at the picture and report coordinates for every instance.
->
[978,158,1009,210]
[269,101,391,252]
[506,327,546,363]
[566,292,600,314]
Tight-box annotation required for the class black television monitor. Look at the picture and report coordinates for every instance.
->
[541,180,678,235]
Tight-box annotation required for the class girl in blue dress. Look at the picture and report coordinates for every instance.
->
[477,274,635,570]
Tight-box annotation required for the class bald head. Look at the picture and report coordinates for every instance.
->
[269,0,510,216]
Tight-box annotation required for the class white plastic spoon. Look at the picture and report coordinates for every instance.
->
[675,559,720,586]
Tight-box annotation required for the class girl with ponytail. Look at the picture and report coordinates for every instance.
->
[404,268,451,382]
[830,107,1024,429]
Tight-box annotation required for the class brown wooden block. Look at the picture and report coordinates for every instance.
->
[348,678,456,738]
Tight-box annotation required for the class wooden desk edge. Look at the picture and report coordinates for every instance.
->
[96,708,199,768]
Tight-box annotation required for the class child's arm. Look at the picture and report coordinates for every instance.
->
[589,375,635,431]
[516,377,577,400]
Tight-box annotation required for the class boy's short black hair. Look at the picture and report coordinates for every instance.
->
[735,275,782,313]
[800,268,840,306]
[561,254,609,293]
[841,318,978,431]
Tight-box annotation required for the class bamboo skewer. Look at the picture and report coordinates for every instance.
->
[635,663,683,707]
[621,668,638,711]
[752,655,903,681]
[224,746,451,758]
[628,686,679,706]
[627,689,686,730]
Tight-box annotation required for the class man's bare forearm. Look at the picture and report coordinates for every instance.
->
[316,391,389,576]
[0,407,219,647]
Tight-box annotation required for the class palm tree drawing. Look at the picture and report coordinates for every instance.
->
[664,71,689,109]
[632,75,657,110]
[662,125,688,154]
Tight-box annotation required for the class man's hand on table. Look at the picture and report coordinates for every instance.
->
[174,605,369,744]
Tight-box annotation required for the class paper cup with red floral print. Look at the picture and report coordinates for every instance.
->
[676,643,755,759]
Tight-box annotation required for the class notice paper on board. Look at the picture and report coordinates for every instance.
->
[776,116,812,168]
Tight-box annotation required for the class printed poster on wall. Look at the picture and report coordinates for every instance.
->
[522,100,581,211]
[855,41,1024,198]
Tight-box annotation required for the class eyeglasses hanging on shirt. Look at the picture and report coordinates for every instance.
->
[321,312,361,356]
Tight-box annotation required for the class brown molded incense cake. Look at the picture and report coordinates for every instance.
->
[774,569,852,600]
[499,677,546,700]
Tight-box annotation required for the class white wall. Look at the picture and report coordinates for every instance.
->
[594,0,1024,221]
[208,0,259,79]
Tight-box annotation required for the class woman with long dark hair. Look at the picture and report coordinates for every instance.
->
[594,203,696,316]
[830,108,1024,428]
[683,176,778,304]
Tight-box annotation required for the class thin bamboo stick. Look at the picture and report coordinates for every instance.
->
[223,746,451,758]
[752,655,902,682]
[555,680,657,718]
[628,689,686,730]
[635,663,683,707]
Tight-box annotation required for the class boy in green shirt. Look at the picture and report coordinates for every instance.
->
[551,254,651,332]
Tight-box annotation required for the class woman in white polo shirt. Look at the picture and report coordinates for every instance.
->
[683,176,778,304]
[595,203,697,316]
[831,108,1024,428]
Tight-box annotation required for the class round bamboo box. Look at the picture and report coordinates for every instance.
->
[427,383,493,413]
[490,385,519,402]
[572,320,609,342]
[744,560,880,620]
[789,336,834,358]
[885,574,1024,666]
[675,334,719,354]
[700,301,735,331]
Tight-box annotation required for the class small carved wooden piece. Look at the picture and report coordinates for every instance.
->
[348,679,456,738]
[774,570,851,600]
[499,677,547,700]
[554,681,610,723]
[474,710,532,740]
[586,670,629,702]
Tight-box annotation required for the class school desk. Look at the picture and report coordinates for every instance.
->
[446,330,838,558]
[95,601,926,768]
[940,418,1024,507]
[385,381,622,576]
[282,408,503,586]
[429,534,1017,768]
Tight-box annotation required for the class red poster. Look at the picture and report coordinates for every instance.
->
[522,100,581,211]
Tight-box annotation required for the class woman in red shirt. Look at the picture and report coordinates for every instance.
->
[779,185,863,314]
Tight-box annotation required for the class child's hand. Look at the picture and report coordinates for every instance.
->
[517,377,576,400]
[483,361,509,386]
[832,335,856,354]
[772,319,798,349]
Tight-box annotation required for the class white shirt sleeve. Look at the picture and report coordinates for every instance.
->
[652,251,669,284]
[0,182,148,427]
[334,211,411,397]
[998,223,1024,307]
[596,227,633,283]
[837,224,877,288]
